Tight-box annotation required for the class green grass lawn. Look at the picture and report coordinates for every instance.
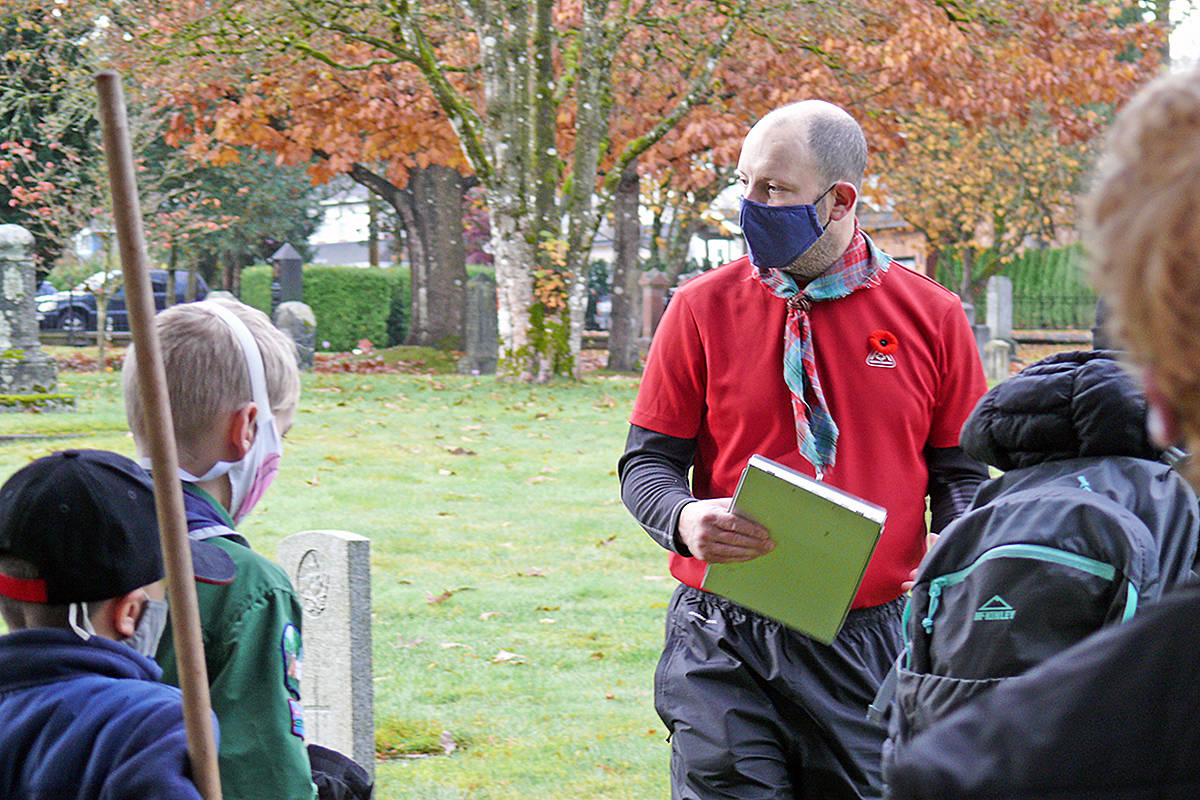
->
[0,363,674,799]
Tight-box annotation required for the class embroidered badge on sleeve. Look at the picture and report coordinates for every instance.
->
[281,622,303,699]
[288,697,306,739]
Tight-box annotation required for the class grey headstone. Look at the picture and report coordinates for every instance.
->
[277,530,374,778]
[986,276,1014,343]
[973,324,991,364]
[206,290,237,302]
[0,224,57,393]
[274,301,316,371]
[984,339,1012,383]
[462,273,498,375]
[271,243,304,303]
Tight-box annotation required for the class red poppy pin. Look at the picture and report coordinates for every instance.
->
[867,330,898,368]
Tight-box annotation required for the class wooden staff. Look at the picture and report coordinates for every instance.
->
[95,70,222,800]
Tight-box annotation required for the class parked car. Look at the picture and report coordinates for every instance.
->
[37,270,209,332]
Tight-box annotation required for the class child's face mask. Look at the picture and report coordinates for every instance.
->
[125,591,169,657]
[225,411,282,523]
[179,303,285,523]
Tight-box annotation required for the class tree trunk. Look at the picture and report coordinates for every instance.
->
[958,247,977,309]
[489,199,538,380]
[165,243,176,308]
[406,165,469,349]
[607,159,642,372]
[367,192,380,269]
[349,163,469,349]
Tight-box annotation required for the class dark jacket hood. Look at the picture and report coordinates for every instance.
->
[960,349,1160,471]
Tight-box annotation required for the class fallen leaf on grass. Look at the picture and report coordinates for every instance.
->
[539,618,556,624]
[395,636,425,648]
[527,475,553,484]
[425,587,473,605]
[604,693,615,700]
[492,649,526,664]
[440,731,458,756]
[597,534,617,546]
[438,468,456,476]
[536,604,560,612]
[441,642,470,649]
[306,477,321,487]
[479,611,502,620]
[513,568,546,578]
[446,447,477,456]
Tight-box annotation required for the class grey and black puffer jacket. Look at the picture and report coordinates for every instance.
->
[880,350,1200,795]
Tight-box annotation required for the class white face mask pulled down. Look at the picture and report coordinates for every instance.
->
[177,304,283,524]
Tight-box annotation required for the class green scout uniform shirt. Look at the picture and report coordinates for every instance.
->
[156,484,317,800]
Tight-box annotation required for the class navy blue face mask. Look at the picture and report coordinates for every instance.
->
[739,185,835,270]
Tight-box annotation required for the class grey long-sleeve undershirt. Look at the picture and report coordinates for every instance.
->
[617,424,988,557]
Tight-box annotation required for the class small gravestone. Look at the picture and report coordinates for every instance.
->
[0,224,58,396]
[461,273,498,375]
[984,339,1012,383]
[986,276,1014,345]
[278,530,374,778]
[272,243,304,303]
[274,301,316,371]
[640,270,670,340]
[206,289,237,302]
[962,301,990,364]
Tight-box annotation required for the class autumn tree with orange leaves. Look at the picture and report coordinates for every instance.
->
[116,0,1162,378]
[862,1,1168,307]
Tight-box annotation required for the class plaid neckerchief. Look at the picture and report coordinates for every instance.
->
[756,225,891,473]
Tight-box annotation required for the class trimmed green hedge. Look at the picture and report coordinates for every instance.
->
[242,266,272,314]
[240,264,411,351]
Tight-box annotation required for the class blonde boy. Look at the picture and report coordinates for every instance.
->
[123,298,315,800]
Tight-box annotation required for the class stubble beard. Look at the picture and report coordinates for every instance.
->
[782,226,843,282]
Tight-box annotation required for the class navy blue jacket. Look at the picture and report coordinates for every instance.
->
[0,628,209,800]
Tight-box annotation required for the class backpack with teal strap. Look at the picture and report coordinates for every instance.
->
[876,454,1198,770]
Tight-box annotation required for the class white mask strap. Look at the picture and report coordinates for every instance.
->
[68,601,96,641]
[204,302,274,427]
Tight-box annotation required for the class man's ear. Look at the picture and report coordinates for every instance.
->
[222,402,259,462]
[106,590,144,640]
[827,181,858,223]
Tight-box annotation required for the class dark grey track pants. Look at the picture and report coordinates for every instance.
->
[655,584,904,800]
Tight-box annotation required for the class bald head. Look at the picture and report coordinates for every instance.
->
[753,101,867,190]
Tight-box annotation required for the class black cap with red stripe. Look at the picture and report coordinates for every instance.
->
[0,449,234,604]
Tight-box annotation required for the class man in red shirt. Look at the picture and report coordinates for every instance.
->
[619,100,988,800]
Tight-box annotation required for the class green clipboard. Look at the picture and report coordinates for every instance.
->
[701,454,887,644]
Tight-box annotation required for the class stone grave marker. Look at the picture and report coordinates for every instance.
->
[986,275,1014,345]
[274,301,316,371]
[278,530,374,778]
[962,301,990,364]
[462,272,498,374]
[984,339,1012,383]
[0,224,57,395]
